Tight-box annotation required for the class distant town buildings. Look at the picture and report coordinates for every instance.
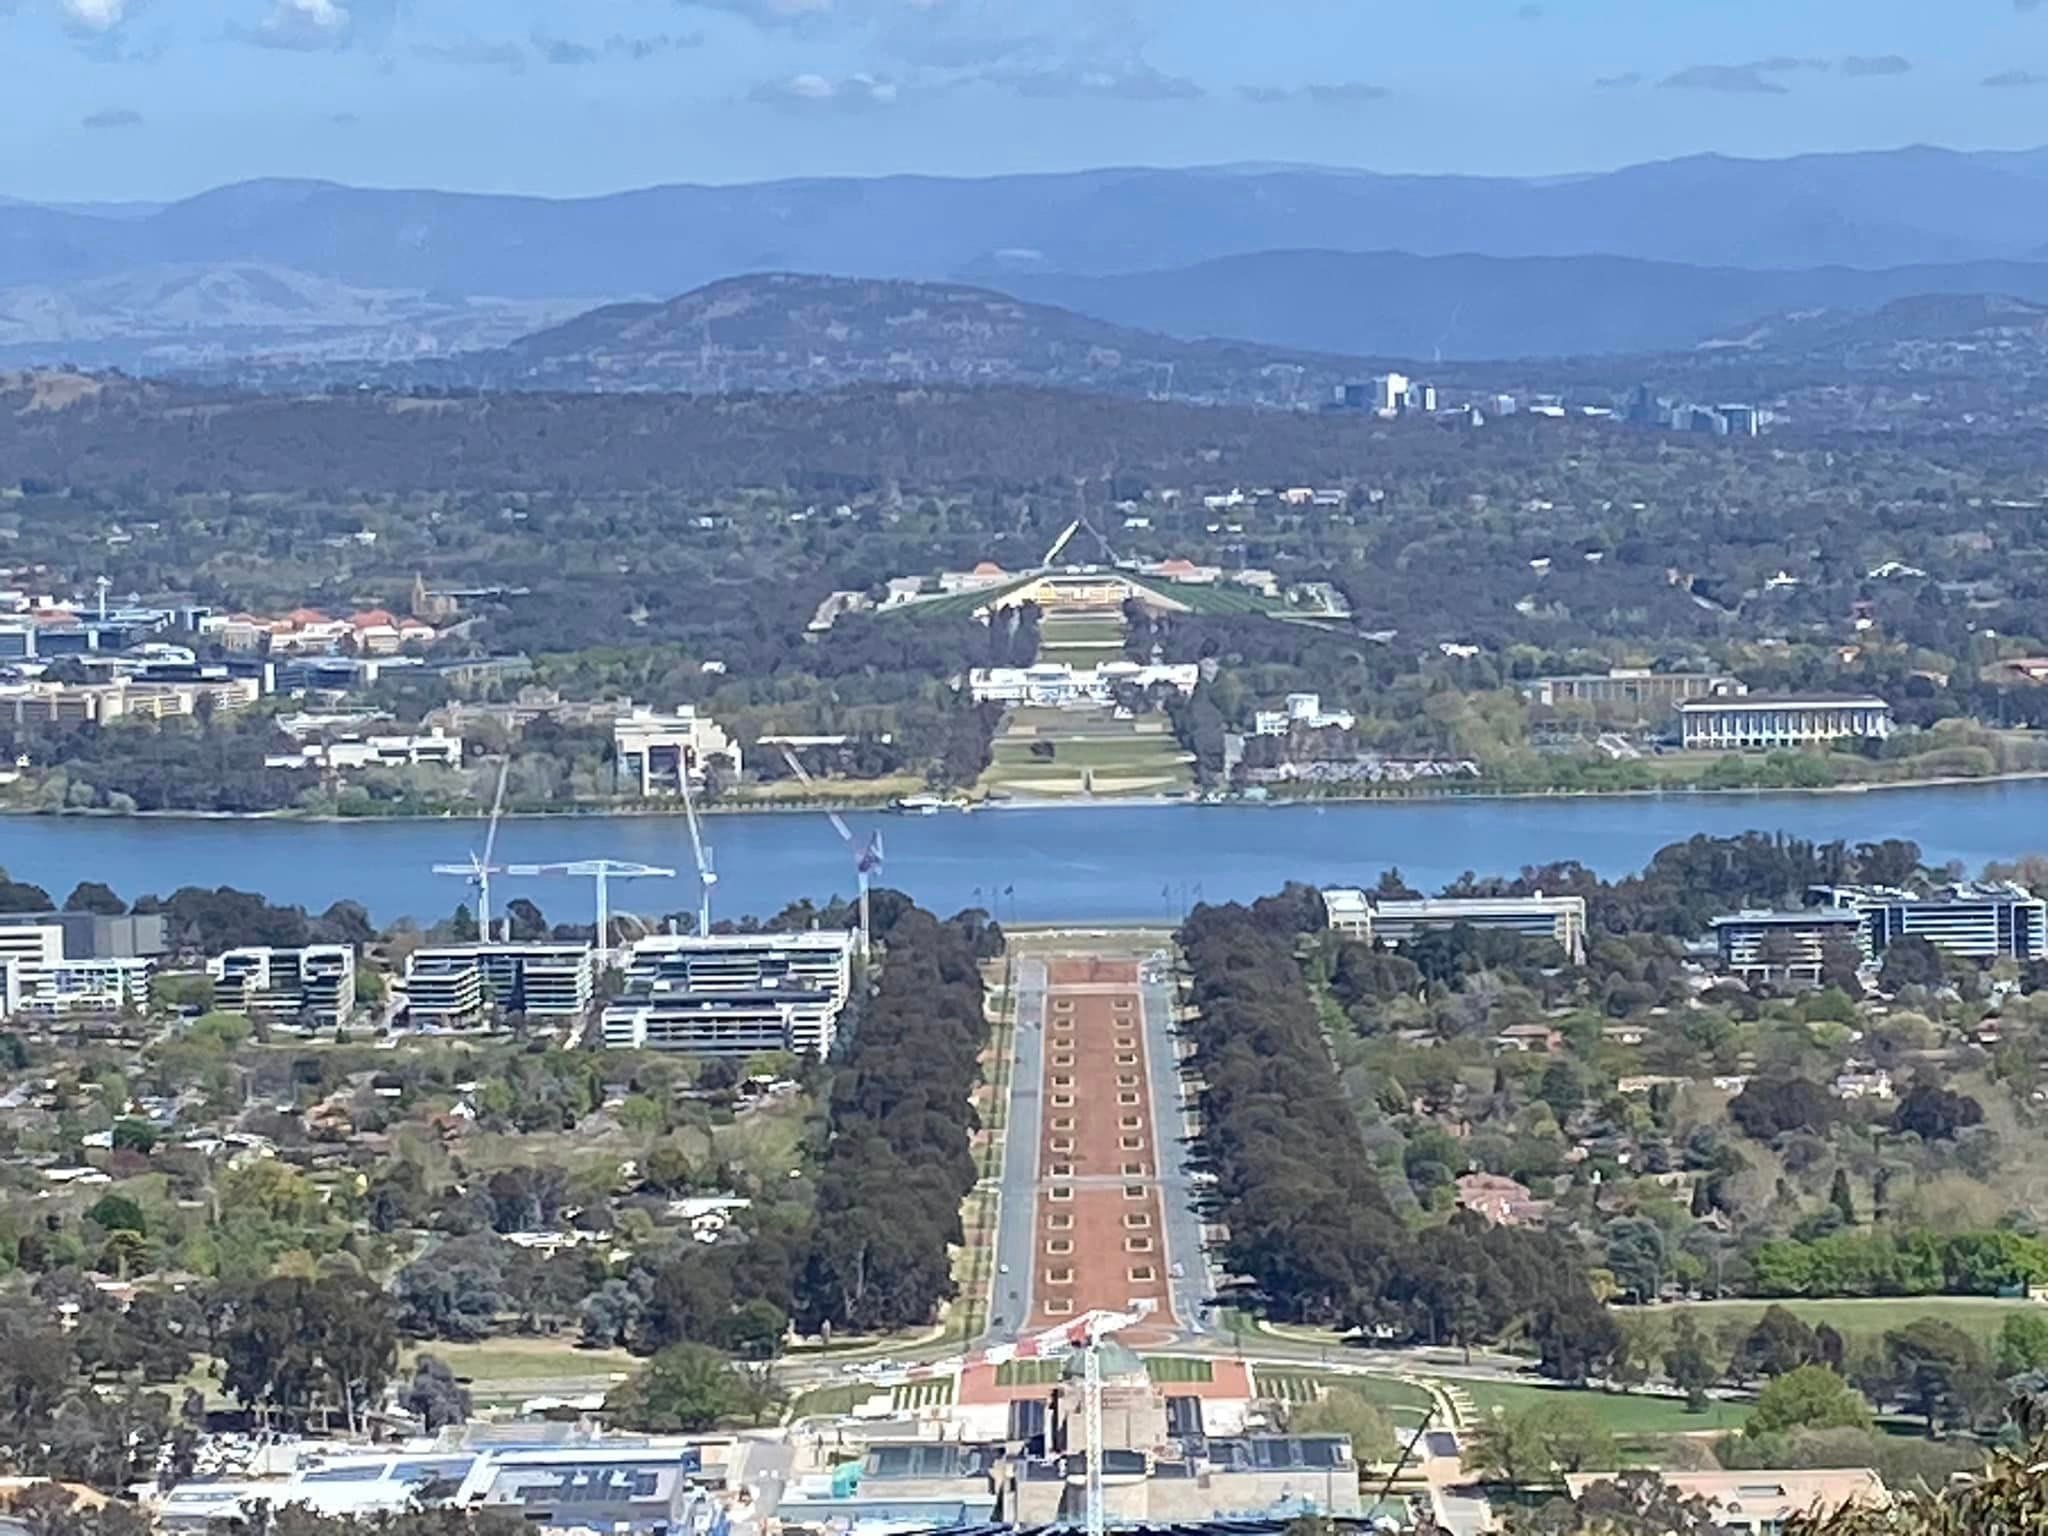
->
[600,931,857,1058]
[613,707,742,795]
[0,676,261,726]
[1677,694,1894,750]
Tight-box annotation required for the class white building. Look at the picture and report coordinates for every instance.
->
[209,945,357,1027]
[1371,372,1410,414]
[966,661,1199,708]
[403,943,599,1027]
[1677,694,1893,750]
[1321,890,1588,963]
[601,931,857,1058]
[0,922,151,1015]
[1254,691,1357,735]
[613,707,742,795]
[264,729,464,772]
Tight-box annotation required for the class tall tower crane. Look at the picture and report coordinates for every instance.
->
[676,760,717,938]
[776,746,883,959]
[432,758,510,941]
[1002,1303,1155,1536]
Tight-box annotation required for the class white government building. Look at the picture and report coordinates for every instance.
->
[1677,694,1893,750]
[613,707,742,795]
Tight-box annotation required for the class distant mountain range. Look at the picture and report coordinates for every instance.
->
[12,147,2048,371]
[415,276,2048,405]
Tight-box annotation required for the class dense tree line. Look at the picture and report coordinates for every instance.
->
[795,893,995,1334]
[1179,900,1613,1375]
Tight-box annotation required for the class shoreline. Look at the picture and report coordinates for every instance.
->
[5,768,2048,825]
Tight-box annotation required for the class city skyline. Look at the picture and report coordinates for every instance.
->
[7,0,2048,201]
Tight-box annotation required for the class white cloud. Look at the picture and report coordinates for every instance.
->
[234,0,372,51]
[750,70,901,109]
[61,0,128,32]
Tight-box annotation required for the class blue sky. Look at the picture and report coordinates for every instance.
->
[8,0,2048,200]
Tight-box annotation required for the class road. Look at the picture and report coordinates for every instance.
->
[985,955,1046,1342]
[1139,948,1212,1336]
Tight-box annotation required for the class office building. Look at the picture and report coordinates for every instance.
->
[1521,669,1741,710]
[613,707,742,795]
[1370,372,1409,414]
[404,944,599,1028]
[1677,695,1893,750]
[1710,908,1871,981]
[1719,404,1762,437]
[1320,890,1587,962]
[0,920,154,1016]
[209,945,357,1027]
[0,622,33,661]
[602,931,857,1058]
[1812,881,2048,962]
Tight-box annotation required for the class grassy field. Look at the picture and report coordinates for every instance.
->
[403,1337,636,1386]
[1455,1379,1750,1437]
[1636,1296,2043,1349]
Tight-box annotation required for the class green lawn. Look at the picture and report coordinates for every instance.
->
[403,1337,636,1386]
[1253,1368,1435,1416]
[1145,1356,1216,1384]
[1636,1296,2042,1349]
[991,738,1188,771]
[1456,1379,1750,1437]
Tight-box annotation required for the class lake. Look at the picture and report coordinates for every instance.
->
[4,781,2048,929]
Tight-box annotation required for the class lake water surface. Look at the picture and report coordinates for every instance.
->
[4,781,2048,927]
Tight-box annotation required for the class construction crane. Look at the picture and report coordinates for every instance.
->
[676,761,717,938]
[776,745,883,959]
[502,859,675,956]
[432,758,510,941]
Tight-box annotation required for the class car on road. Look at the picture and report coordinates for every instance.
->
[999,1263,1011,1274]
[1170,1261,1185,1279]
